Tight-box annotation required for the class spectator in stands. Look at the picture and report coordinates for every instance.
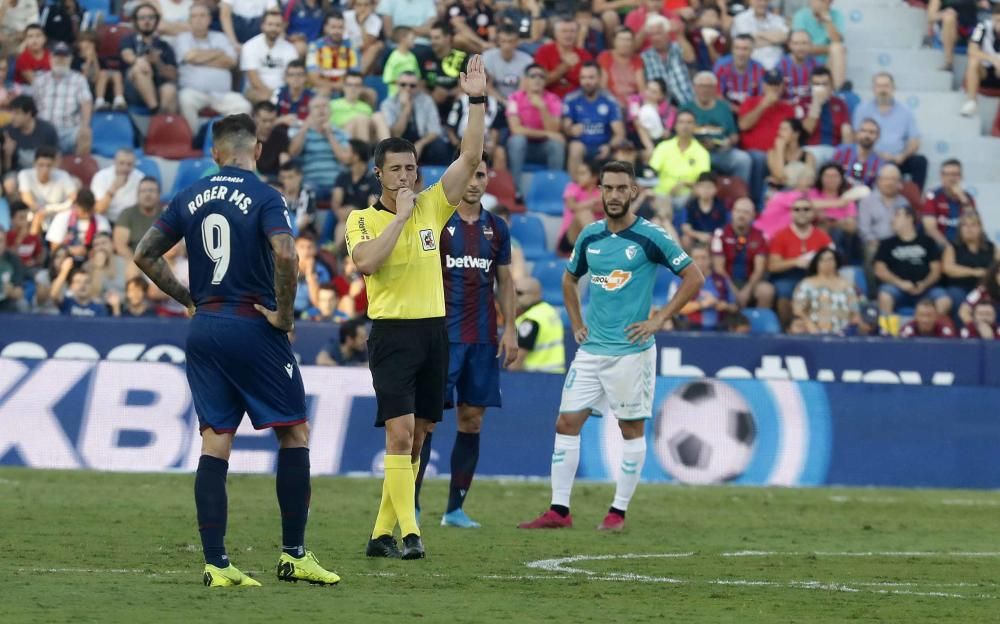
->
[293,232,329,316]
[649,109,710,205]
[307,10,358,97]
[563,63,625,173]
[960,300,1000,339]
[145,240,190,316]
[926,0,980,72]
[681,171,728,248]
[798,66,852,162]
[113,176,162,259]
[833,118,884,188]
[75,32,125,112]
[778,30,818,102]
[791,0,847,89]
[45,189,109,260]
[792,248,859,335]
[0,226,26,312]
[254,101,290,180]
[572,5,604,62]
[714,34,764,112]
[34,42,92,156]
[377,0,439,49]
[557,160,602,256]
[220,0,277,49]
[156,0,194,45]
[874,205,951,316]
[858,163,909,253]
[899,298,955,338]
[624,0,671,49]
[121,3,179,114]
[91,149,143,223]
[596,28,645,108]
[333,253,366,317]
[305,284,347,323]
[332,71,389,143]
[961,5,1000,116]
[687,4,729,72]
[510,275,565,373]
[380,72,452,166]
[445,90,501,161]
[485,24,534,108]
[15,24,50,86]
[18,146,77,235]
[685,71,759,203]
[767,196,834,326]
[332,139,380,250]
[730,0,789,70]
[669,243,737,331]
[278,162,317,237]
[810,162,861,260]
[240,9,299,104]
[316,318,370,365]
[922,158,976,247]
[119,276,156,317]
[852,73,928,190]
[447,0,496,54]
[50,258,109,316]
[288,95,352,198]
[6,203,44,275]
[642,15,695,107]
[739,69,796,158]
[3,95,58,175]
[492,0,547,47]
[175,3,251,133]
[506,64,566,185]
[283,0,325,50]
[629,78,677,162]
[0,0,39,57]
[943,212,997,309]
[757,165,817,240]
[273,60,313,125]
[424,21,469,120]
[382,26,421,97]
[535,16,592,99]
[711,196,774,309]
[961,260,1000,326]
[767,118,816,188]
[344,0,384,74]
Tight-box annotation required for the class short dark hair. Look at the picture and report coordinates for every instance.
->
[696,171,717,185]
[76,188,96,212]
[139,175,160,188]
[212,113,258,148]
[391,25,413,42]
[859,117,881,133]
[126,276,149,292]
[915,297,936,311]
[252,100,277,116]
[324,10,344,27]
[348,138,371,162]
[733,33,754,45]
[431,20,453,36]
[339,318,366,345]
[10,95,37,116]
[896,204,917,224]
[811,66,833,80]
[345,69,363,82]
[674,109,697,125]
[580,60,601,74]
[524,63,543,75]
[498,24,519,38]
[25,23,44,34]
[262,8,283,21]
[286,59,306,71]
[941,158,962,171]
[806,247,841,276]
[35,145,58,161]
[279,161,302,174]
[373,137,416,169]
[599,160,635,184]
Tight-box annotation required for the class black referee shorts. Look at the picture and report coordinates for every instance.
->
[367,317,449,428]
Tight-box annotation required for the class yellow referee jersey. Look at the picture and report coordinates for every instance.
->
[344,183,457,319]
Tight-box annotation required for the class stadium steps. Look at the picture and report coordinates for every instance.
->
[851,90,982,142]
[848,66,952,92]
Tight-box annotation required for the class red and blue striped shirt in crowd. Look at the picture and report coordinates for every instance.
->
[832,145,884,187]
[440,208,512,344]
[795,95,851,146]
[273,86,315,121]
[713,55,765,107]
[777,54,818,101]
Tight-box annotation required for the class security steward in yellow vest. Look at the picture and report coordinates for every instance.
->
[510,276,566,373]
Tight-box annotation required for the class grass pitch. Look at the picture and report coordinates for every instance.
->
[3,468,1000,623]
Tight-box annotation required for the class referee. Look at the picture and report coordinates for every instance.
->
[345,55,489,560]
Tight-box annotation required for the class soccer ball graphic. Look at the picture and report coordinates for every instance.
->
[654,379,757,484]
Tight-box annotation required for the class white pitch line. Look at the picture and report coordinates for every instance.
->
[721,551,1000,558]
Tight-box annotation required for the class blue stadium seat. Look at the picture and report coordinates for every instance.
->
[532,258,568,305]
[743,308,781,335]
[420,166,447,187]
[509,214,550,261]
[91,113,134,158]
[133,155,162,186]
[524,170,571,216]
[167,157,214,200]
[363,74,388,107]
[201,116,223,154]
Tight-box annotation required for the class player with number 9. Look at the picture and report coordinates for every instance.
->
[133,114,341,588]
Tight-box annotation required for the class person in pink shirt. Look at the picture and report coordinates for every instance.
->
[557,161,602,256]
[807,162,864,261]
[627,78,677,161]
[506,63,566,186]
[755,165,816,240]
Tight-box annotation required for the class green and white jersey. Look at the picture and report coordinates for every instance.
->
[566,217,692,356]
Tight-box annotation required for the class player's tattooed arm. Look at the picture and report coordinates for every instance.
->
[256,232,297,332]
[133,227,194,310]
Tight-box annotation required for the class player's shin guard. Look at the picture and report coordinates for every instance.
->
[550,433,581,510]
[276,447,310,557]
[612,437,646,513]
[385,454,420,536]
[447,431,480,513]
[414,432,432,511]
[195,455,230,568]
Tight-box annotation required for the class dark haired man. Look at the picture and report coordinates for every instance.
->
[121,3,179,113]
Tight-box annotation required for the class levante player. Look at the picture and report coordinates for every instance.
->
[134,114,340,587]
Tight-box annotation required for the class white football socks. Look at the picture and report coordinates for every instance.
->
[611,437,647,512]
[550,433,581,509]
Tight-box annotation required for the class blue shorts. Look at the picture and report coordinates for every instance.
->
[878,284,950,310]
[186,314,307,434]
[445,342,502,409]
[773,269,807,299]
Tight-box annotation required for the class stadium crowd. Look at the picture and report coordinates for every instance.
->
[1,0,1000,355]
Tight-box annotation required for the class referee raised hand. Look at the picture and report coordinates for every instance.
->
[345,54,489,560]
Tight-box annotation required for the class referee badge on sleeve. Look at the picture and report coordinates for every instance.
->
[420,229,437,251]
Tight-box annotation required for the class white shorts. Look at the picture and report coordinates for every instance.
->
[559,346,656,421]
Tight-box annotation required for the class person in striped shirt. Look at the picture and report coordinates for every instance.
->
[832,118,884,188]
[777,30,819,102]
[713,34,764,113]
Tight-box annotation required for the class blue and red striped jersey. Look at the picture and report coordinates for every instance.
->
[777,54,818,101]
[832,145,884,187]
[154,165,293,321]
[440,208,512,344]
[713,55,765,107]
[795,95,851,146]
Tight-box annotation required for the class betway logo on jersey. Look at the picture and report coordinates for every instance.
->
[591,269,632,291]
[445,255,493,271]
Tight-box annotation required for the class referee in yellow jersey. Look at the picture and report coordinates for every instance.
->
[346,55,488,560]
